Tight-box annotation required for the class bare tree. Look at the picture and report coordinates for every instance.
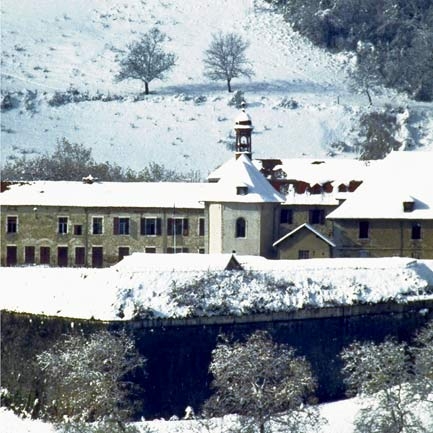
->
[203,331,320,433]
[117,28,176,95]
[36,330,145,425]
[203,32,254,92]
[341,339,426,433]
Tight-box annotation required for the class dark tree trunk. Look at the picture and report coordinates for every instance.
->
[145,82,149,95]
[227,78,232,93]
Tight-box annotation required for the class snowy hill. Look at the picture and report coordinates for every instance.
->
[1,0,432,176]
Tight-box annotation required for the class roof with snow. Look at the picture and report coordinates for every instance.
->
[273,223,336,248]
[328,151,433,220]
[0,181,208,209]
[204,154,285,203]
[113,253,242,272]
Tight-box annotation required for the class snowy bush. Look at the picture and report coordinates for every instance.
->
[227,90,246,108]
[1,92,20,111]
[36,330,145,424]
[276,96,299,109]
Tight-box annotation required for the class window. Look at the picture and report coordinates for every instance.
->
[359,221,369,239]
[236,186,248,195]
[25,246,35,264]
[6,216,18,233]
[118,247,130,261]
[167,247,189,254]
[298,250,310,259]
[167,218,189,236]
[6,246,17,266]
[92,247,103,268]
[198,218,205,236]
[58,217,68,234]
[141,217,162,236]
[412,223,422,240]
[74,225,83,235]
[145,247,156,253]
[75,247,86,266]
[57,247,68,267]
[235,217,246,238]
[92,217,104,235]
[113,217,130,235]
[309,209,325,225]
[40,246,50,265]
[280,208,293,224]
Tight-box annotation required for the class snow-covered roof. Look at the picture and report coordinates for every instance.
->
[205,154,285,203]
[272,158,373,185]
[328,151,433,220]
[273,223,336,248]
[0,181,208,209]
[234,109,252,125]
[113,253,242,272]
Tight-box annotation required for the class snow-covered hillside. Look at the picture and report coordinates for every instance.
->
[1,0,432,176]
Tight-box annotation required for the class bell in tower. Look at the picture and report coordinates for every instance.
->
[234,108,253,159]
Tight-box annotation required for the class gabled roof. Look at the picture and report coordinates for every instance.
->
[205,154,285,203]
[328,151,433,220]
[273,223,336,248]
[113,253,243,272]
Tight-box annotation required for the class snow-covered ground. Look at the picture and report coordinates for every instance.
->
[1,256,433,320]
[0,397,361,433]
[1,0,432,176]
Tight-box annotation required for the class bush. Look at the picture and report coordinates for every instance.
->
[36,330,145,423]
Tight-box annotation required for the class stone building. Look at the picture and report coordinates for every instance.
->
[328,151,433,259]
[2,111,431,267]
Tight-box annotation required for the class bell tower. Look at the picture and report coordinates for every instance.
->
[234,108,253,159]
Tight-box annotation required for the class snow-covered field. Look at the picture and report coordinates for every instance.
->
[1,255,433,320]
[0,398,361,433]
[1,0,432,176]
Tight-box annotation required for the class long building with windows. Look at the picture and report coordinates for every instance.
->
[1,111,432,267]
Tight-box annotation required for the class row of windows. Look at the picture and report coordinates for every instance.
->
[6,216,206,237]
[280,209,325,225]
[358,221,422,240]
[5,245,206,267]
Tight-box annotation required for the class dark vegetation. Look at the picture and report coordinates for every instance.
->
[266,0,433,101]
[1,138,201,182]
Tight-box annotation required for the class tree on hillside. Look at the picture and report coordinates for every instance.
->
[36,330,145,427]
[203,32,254,93]
[341,339,426,433]
[203,331,320,433]
[116,28,176,95]
[1,138,200,182]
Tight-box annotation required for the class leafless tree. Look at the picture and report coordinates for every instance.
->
[203,32,254,92]
[341,339,426,433]
[36,330,145,424]
[203,331,320,433]
[117,28,176,95]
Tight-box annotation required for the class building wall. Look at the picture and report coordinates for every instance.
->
[1,205,205,267]
[276,230,333,260]
[209,202,277,258]
[207,203,223,254]
[332,219,433,258]
[278,204,336,239]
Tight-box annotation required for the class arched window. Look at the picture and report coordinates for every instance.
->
[235,217,246,238]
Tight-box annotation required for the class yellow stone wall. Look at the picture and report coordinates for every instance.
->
[1,205,205,267]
